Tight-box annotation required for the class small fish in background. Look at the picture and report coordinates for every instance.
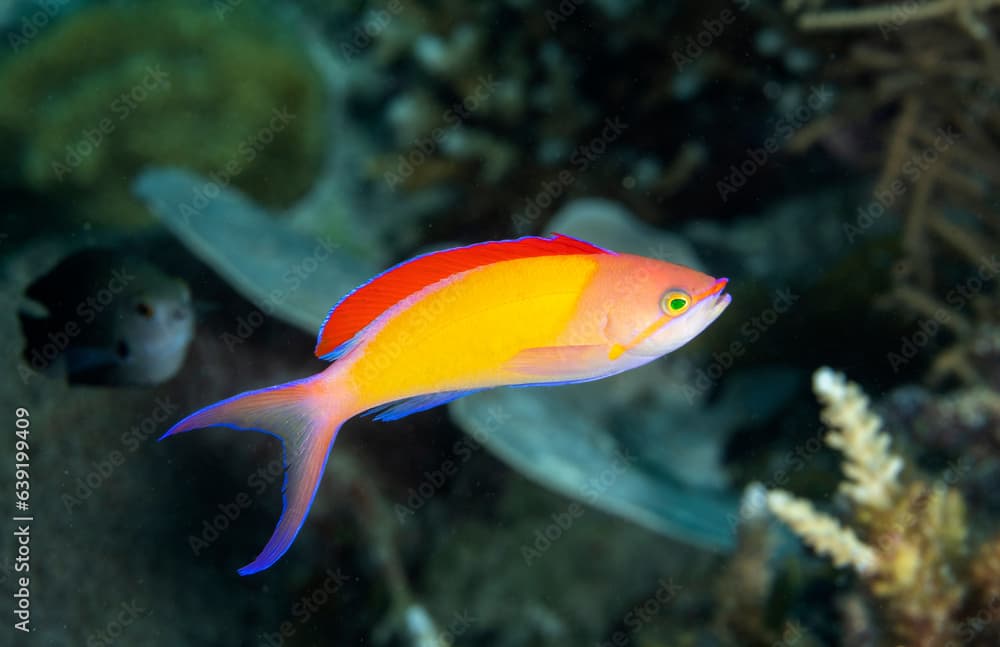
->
[20,249,195,386]
[160,234,731,575]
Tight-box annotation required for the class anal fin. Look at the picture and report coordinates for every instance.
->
[366,390,480,422]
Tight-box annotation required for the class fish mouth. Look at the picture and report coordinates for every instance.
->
[694,277,728,302]
[697,277,731,316]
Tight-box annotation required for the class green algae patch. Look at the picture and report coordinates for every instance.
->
[0,1,328,228]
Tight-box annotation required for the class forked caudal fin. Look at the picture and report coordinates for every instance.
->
[160,374,344,575]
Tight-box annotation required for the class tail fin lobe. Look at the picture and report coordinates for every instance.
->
[162,375,345,575]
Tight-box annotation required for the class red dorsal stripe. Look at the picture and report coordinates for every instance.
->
[314,233,612,359]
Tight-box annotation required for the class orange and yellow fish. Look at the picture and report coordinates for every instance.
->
[162,234,731,574]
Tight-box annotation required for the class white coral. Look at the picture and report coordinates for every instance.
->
[767,490,877,574]
[813,367,902,509]
[766,367,907,576]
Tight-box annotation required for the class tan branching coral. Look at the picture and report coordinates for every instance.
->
[766,490,878,572]
[814,367,903,510]
[797,0,1000,39]
[970,535,1000,609]
[766,367,1000,646]
[715,486,830,646]
[787,1,1000,388]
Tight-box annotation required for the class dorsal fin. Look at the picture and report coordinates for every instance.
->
[314,233,612,360]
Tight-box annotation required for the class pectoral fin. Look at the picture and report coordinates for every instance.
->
[503,344,612,383]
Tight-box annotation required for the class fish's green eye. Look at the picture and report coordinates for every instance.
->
[661,290,690,315]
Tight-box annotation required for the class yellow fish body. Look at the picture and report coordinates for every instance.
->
[162,234,731,574]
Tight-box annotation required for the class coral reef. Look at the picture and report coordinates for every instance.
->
[0,1,327,228]
[768,489,878,572]
[882,383,1000,516]
[813,366,903,510]
[769,367,1000,646]
[4,1,998,645]
[416,471,718,647]
[787,0,1000,388]
[134,167,380,332]
[334,0,833,239]
[712,484,827,647]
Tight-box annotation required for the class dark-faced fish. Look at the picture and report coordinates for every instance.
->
[20,250,194,386]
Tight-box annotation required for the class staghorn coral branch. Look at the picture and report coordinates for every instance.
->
[813,368,903,510]
[799,0,1000,33]
[926,213,999,267]
[849,44,907,70]
[903,165,937,289]
[787,114,843,152]
[933,163,990,200]
[891,285,973,335]
[911,127,1000,188]
[767,490,878,574]
[767,368,981,645]
[877,96,921,194]
[928,342,984,384]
